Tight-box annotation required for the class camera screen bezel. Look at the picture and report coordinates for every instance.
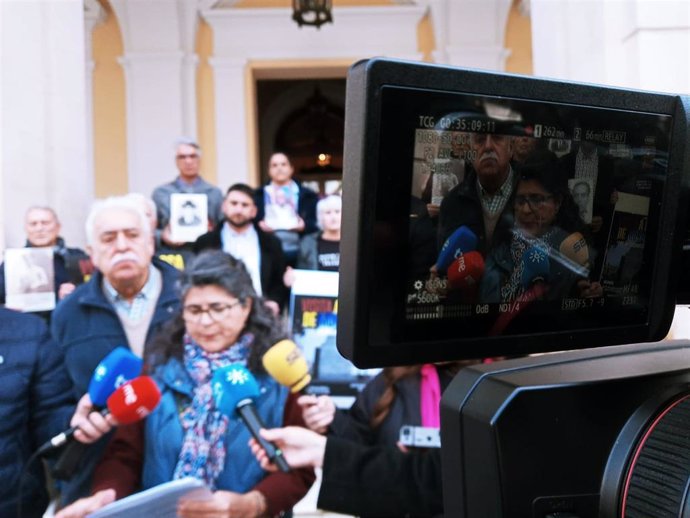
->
[337,58,690,368]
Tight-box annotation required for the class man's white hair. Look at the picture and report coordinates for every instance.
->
[85,195,151,245]
[316,194,342,230]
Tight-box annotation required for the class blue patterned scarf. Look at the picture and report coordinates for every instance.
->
[172,333,253,489]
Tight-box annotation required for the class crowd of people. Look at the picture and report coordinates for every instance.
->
[1,128,629,517]
[416,129,615,318]
[0,138,350,518]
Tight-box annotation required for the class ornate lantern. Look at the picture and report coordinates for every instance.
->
[292,0,333,29]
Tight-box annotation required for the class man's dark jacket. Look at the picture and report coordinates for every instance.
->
[50,257,181,502]
[0,308,75,518]
[194,223,288,310]
[437,169,516,256]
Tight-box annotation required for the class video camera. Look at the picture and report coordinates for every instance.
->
[336,58,690,517]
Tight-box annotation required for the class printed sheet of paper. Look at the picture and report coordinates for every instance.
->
[87,478,212,518]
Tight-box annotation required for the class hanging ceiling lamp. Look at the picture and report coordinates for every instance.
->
[292,0,333,29]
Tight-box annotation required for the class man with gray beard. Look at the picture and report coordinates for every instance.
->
[438,133,516,255]
[51,194,181,504]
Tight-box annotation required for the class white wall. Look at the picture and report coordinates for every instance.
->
[0,0,92,249]
[532,0,690,94]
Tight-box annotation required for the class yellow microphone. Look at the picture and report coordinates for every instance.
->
[262,339,312,393]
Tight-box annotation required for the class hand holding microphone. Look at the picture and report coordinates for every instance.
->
[68,394,117,446]
[68,346,145,444]
[39,376,161,456]
[262,340,335,434]
[212,363,291,472]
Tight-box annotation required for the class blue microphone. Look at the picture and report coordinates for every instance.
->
[436,226,478,274]
[212,364,290,473]
[520,246,550,289]
[39,348,143,459]
[88,347,144,407]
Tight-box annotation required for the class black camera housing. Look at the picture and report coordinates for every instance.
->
[442,341,690,517]
[337,57,690,518]
[338,58,690,368]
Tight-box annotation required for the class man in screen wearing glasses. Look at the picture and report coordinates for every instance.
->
[51,194,182,504]
[151,137,224,261]
[437,131,517,256]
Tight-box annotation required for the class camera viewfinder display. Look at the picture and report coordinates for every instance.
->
[338,58,690,367]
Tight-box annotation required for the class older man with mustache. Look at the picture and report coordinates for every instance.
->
[438,132,517,255]
[51,195,181,504]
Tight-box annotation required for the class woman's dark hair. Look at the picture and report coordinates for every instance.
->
[516,149,587,235]
[145,250,284,375]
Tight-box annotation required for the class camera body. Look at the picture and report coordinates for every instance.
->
[442,341,690,517]
[337,57,690,517]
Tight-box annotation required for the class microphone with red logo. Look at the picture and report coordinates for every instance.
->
[446,250,485,296]
[38,376,160,457]
[436,226,478,275]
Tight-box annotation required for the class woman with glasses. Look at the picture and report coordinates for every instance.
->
[55,251,315,518]
[479,151,602,305]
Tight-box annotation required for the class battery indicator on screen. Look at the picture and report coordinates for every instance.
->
[534,124,542,138]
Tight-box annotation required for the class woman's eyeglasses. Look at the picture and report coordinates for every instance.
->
[182,301,242,322]
[514,194,553,209]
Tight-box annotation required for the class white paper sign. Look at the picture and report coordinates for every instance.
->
[4,247,55,312]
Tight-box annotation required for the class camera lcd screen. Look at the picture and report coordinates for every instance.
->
[338,59,689,367]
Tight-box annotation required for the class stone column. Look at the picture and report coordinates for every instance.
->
[1,0,91,248]
[110,0,203,196]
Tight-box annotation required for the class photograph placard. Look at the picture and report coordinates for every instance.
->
[4,248,55,312]
[169,193,208,243]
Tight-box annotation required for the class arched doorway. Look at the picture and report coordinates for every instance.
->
[256,78,345,195]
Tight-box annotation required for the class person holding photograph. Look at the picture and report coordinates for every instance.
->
[0,206,91,315]
[151,137,224,254]
[254,152,318,267]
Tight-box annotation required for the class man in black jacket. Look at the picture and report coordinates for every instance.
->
[195,183,287,314]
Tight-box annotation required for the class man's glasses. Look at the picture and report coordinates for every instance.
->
[176,153,199,160]
[514,194,554,209]
[182,301,242,323]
